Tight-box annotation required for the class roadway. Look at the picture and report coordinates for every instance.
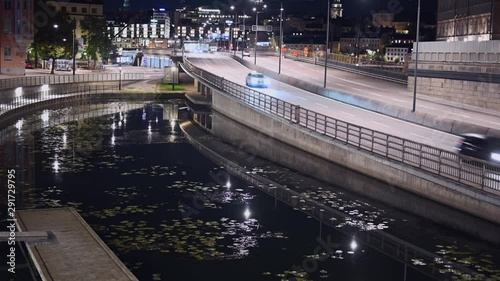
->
[187,53,460,151]
[242,54,500,132]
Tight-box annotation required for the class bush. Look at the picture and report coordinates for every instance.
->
[393,56,401,63]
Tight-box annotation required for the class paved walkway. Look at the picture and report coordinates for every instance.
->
[16,207,138,281]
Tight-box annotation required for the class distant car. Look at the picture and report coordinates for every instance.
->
[25,62,34,69]
[246,72,269,88]
[243,51,251,57]
[454,133,500,165]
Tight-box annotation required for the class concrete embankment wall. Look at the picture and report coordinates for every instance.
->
[232,55,500,137]
[209,111,500,243]
[408,61,500,112]
[211,89,500,225]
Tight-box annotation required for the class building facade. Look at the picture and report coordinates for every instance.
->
[108,8,171,49]
[340,37,381,54]
[46,0,104,50]
[385,45,411,62]
[1,0,34,75]
[436,0,500,41]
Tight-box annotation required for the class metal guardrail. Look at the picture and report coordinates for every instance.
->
[0,85,122,143]
[0,73,145,90]
[0,99,143,144]
[181,57,500,195]
[284,54,408,85]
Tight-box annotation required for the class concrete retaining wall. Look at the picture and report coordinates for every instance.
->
[233,55,500,137]
[407,62,500,113]
[211,88,500,225]
[211,111,500,243]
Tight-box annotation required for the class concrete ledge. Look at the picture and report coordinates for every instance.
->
[211,88,500,224]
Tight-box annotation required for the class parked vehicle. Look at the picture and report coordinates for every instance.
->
[54,59,73,71]
[243,51,251,57]
[245,72,269,88]
[454,133,500,165]
[25,61,34,69]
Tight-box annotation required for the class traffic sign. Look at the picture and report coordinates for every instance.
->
[266,25,273,32]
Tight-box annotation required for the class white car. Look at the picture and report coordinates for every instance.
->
[246,72,269,88]
[243,51,251,57]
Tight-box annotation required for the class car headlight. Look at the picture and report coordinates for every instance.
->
[491,152,500,162]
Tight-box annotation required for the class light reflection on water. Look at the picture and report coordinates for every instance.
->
[2,101,499,281]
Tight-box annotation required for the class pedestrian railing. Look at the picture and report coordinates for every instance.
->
[0,99,143,144]
[0,73,145,90]
[181,56,500,195]
[0,84,121,134]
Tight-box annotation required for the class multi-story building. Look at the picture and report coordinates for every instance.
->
[340,37,381,54]
[385,44,411,62]
[436,0,500,41]
[371,12,410,34]
[46,0,104,49]
[108,8,170,49]
[0,0,34,75]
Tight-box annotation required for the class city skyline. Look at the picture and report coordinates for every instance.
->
[106,0,436,23]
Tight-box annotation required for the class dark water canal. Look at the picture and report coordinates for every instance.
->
[0,101,499,281]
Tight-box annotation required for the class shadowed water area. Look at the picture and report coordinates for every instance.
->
[0,101,499,281]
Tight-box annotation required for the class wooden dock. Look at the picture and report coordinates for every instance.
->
[16,207,138,281]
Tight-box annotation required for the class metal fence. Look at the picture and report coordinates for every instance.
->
[181,57,500,195]
[0,85,121,134]
[0,73,145,90]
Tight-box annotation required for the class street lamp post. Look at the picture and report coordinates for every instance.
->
[118,66,122,90]
[324,0,330,88]
[231,6,238,55]
[72,21,76,75]
[412,0,421,112]
[278,3,283,74]
[242,11,246,59]
[254,7,258,65]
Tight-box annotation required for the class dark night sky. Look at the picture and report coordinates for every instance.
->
[104,0,437,23]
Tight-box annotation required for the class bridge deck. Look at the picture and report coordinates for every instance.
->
[16,207,138,281]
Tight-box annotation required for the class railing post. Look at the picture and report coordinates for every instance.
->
[294,105,300,123]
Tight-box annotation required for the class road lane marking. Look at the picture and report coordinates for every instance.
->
[337,83,345,87]
[419,105,436,110]
[371,121,390,128]
[391,98,406,102]
[489,121,500,126]
[296,96,307,100]
[352,87,364,92]
[367,92,383,97]
[410,133,433,141]
[316,103,328,108]
[340,111,355,117]
[448,112,470,118]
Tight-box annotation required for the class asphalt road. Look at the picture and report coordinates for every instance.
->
[187,53,461,151]
[243,55,500,132]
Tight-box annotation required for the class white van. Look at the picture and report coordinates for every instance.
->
[55,59,73,71]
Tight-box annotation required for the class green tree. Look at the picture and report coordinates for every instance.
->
[31,11,76,74]
[393,56,401,64]
[81,17,113,68]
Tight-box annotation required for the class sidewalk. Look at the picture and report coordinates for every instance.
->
[119,72,196,94]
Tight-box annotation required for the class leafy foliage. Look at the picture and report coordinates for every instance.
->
[31,11,76,72]
[81,17,113,66]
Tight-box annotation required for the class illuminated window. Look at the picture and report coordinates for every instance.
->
[4,46,12,60]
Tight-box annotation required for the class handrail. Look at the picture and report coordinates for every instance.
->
[182,56,500,195]
[0,73,145,90]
